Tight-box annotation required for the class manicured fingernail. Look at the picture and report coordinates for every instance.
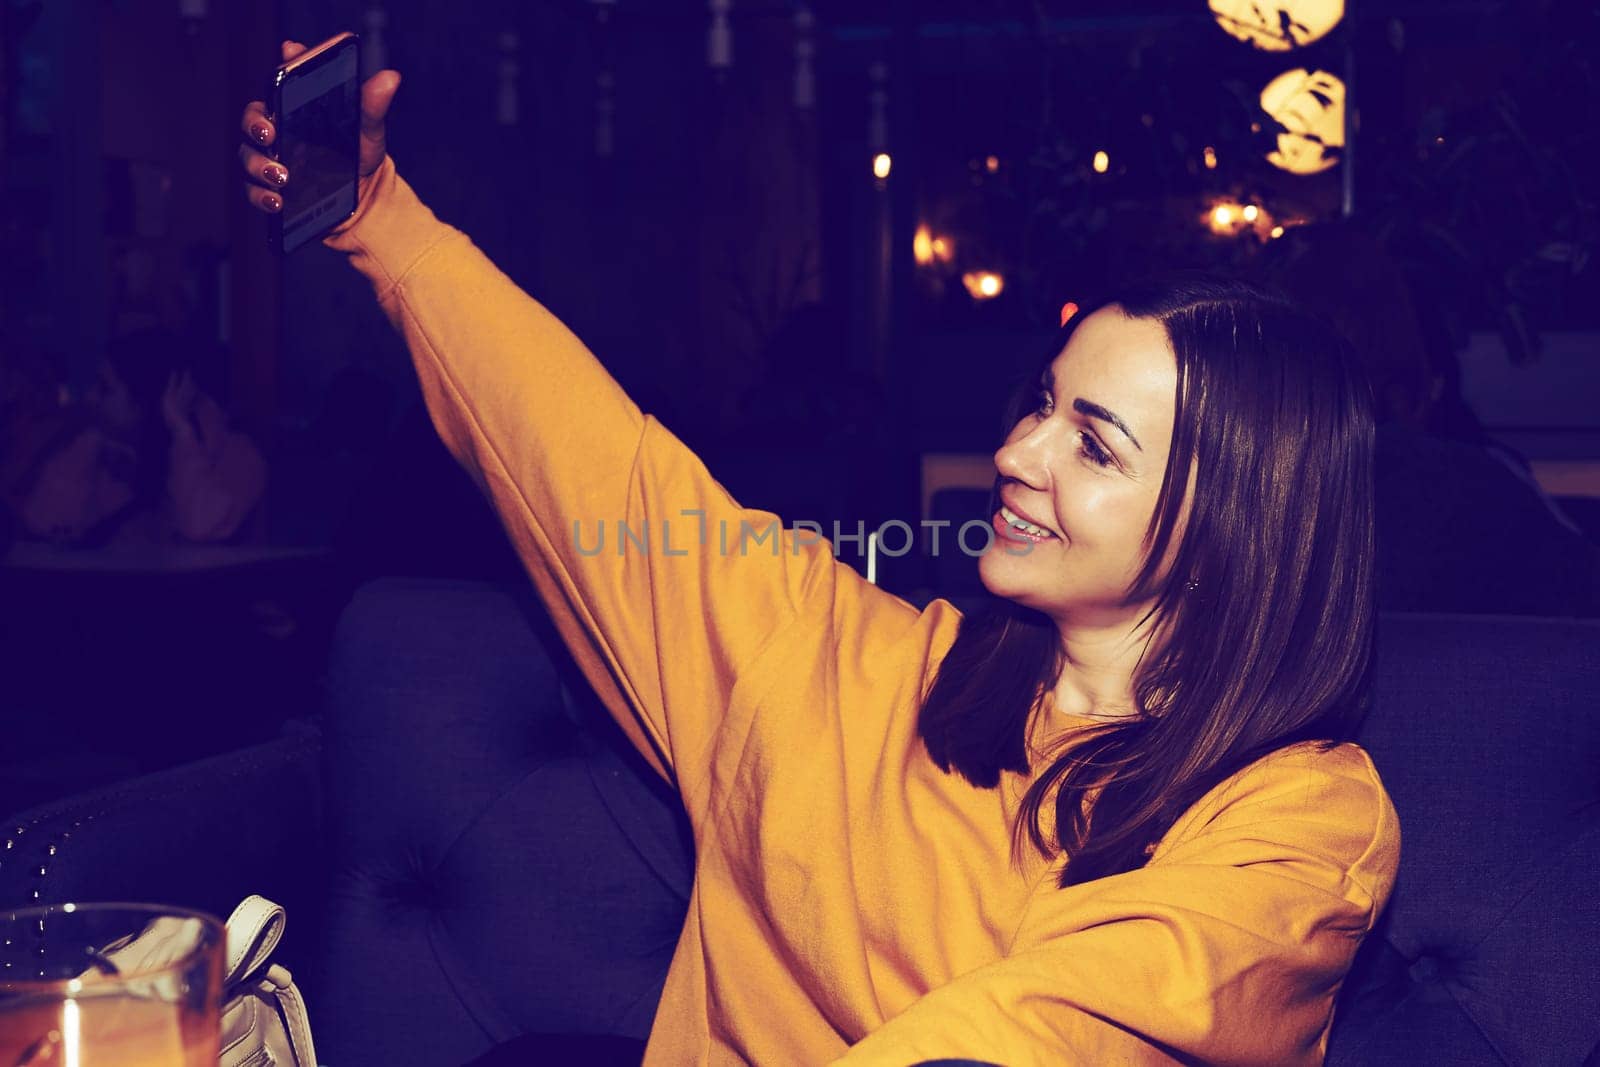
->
[264,194,281,212]
[251,123,271,143]
[266,165,288,186]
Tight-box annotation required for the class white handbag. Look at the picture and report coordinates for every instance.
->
[219,895,318,1067]
[85,894,316,1065]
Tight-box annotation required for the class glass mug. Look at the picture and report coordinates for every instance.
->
[0,903,224,1066]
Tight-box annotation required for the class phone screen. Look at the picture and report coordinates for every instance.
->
[275,41,360,254]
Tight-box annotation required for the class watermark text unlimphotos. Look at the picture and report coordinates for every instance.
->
[571,511,1042,558]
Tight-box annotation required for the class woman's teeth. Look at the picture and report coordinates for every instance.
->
[1000,505,1055,538]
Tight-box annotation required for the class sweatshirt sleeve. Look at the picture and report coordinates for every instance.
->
[321,157,852,799]
[832,743,1401,1067]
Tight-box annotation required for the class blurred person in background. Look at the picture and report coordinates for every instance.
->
[1259,223,1600,617]
[3,327,268,548]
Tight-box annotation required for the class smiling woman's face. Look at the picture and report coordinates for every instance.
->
[979,305,1190,625]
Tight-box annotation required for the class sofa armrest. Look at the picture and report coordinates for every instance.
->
[0,725,325,976]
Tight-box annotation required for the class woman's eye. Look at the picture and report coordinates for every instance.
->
[1079,432,1113,468]
[1034,389,1054,418]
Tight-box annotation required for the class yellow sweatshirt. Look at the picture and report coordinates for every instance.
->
[324,157,1401,1067]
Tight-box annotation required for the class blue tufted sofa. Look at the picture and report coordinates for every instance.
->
[3,577,1597,1065]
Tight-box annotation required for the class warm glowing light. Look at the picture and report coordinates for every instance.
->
[873,152,892,179]
[1092,150,1110,174]
[962,271,1005,300]
[64,997,82,1066]
[1208,0,1344,51]
[1203,146,1218,170]
[1270,225,1286,238]
[985,155,1000,172]
[1059,301,1080,327]
[914,225,954,267]
[1259,68,1345,175]
[1207,197,1276,237]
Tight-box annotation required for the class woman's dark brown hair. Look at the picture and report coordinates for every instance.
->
[918,273,1377,888]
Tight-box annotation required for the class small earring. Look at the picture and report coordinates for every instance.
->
[1184,577,1201,592]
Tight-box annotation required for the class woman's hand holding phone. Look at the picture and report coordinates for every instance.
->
[237,39,401,218]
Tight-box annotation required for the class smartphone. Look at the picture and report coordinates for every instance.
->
[267,32,361,255]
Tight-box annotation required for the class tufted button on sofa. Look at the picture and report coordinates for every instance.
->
[1324,613,1600,1065]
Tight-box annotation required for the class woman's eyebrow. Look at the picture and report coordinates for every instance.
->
[1074,398,1143,452]
[1041,368,1143,452]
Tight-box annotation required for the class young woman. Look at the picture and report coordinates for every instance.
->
[238,45,1398,1066]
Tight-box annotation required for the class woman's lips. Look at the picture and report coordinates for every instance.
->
[992,510,1058,545]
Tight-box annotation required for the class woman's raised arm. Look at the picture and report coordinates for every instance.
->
[238,45,909,814]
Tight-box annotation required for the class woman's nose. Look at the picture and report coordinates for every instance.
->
[994,424,1050,490]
